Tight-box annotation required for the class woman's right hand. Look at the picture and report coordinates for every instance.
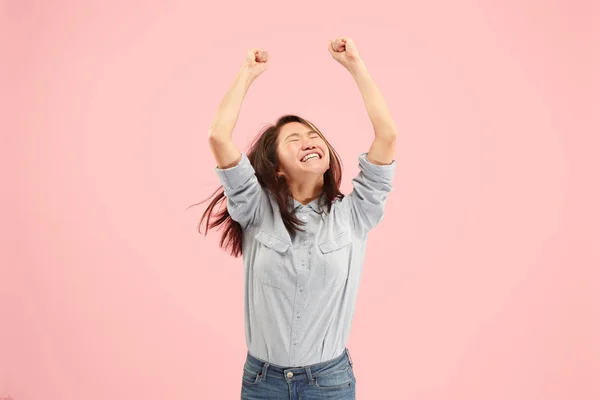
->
[240,48,269,81]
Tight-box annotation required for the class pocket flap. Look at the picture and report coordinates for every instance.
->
[318,231,352,253]
[255,230,291,254]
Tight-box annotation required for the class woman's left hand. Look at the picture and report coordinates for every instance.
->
[328,37,362,69]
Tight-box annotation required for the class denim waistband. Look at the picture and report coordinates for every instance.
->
[245,348,353,381]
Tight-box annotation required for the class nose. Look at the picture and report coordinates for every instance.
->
[302,141,316,150]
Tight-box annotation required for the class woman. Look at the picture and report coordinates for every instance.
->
[200,37,397,399]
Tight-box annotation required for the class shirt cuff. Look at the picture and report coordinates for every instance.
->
[358,152,396,181]
[214,153,255,190]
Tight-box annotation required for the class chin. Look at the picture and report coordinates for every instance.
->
[299,161,327,172]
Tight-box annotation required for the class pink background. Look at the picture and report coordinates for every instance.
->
[2,1,599,399]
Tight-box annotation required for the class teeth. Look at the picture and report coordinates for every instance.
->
[301,153,319,162]
[302,153,319,162]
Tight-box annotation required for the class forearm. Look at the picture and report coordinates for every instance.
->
[347,60,397,139]
[208,68,254,140]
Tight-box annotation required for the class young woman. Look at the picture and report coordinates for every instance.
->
[200,37,397,399]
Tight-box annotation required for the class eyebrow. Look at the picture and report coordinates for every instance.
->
[285,130,318,141]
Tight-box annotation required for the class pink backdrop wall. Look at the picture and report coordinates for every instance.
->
[2,1,599,399]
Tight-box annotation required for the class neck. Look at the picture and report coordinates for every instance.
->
[289,178,324,206]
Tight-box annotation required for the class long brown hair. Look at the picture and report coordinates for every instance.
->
[189,115,344,257]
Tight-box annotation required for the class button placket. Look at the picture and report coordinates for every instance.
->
[291,211,312,363]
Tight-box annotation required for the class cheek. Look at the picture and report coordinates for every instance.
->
[279,146,299,167]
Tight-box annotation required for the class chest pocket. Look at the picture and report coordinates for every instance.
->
[254,230,290,289]
[318,231,353,287]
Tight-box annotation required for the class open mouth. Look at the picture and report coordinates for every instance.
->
[300,152,322,162]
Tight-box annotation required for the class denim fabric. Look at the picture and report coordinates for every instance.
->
[241,347,356,400]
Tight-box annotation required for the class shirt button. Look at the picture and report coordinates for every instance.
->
[296,313,300,318]
[293,339,298,345]
[301,216,307,220]
[299,285,304,291]
[287,372,293,378]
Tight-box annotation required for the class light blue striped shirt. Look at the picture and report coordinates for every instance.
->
[215,152,396,367]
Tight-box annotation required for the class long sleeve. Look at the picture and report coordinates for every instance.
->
[214,153,266,230]
[344,152,396,238]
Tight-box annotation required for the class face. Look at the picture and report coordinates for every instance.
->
[276,122,331,181]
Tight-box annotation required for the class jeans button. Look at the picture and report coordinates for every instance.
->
[287,371,293,378]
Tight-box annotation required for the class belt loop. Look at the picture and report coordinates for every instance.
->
[305,366,314,383]
[346,348,353,366]
[260,362,269,381]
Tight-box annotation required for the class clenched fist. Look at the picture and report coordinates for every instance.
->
[240,48,269,80]
[328,37,362,69]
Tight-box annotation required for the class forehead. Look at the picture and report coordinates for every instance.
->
[279,122,317,139]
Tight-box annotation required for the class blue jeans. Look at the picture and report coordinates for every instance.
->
[241,348,356,399]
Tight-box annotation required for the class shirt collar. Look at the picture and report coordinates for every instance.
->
[292,194,325,213]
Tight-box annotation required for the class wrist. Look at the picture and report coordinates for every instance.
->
[236,67,255,87]
[346,58,367,76]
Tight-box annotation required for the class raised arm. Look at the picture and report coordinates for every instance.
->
[328,37,398,236]
[207,49,269,230]
[208,49,269,168]
[328,37,398,164]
